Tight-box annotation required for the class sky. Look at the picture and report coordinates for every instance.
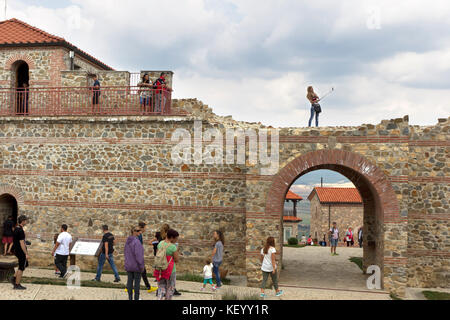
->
[3,0,449,127]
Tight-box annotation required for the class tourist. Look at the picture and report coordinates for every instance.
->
[159,223,181,296]
[138,73,153,112]
[306,86,320,127]
[345,227,354,247]
[124,226,145,301]
[201,257,216,291]
[211,230,224,288]
[151,231,162,257]
[2,215,14,256]
[154,72,169,113]
[329,222,339,256]
[307,235,313,246]
[260,237,283,298]
[51,224,72,278]
[53,233,60,275]
[91,74,101,113]
[137,222,156,292]
[12,215,29,290]
[93,225,121,282]
[358,227,363,248]
[153,229,179,300]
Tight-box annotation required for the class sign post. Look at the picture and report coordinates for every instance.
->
[69,238,102,266]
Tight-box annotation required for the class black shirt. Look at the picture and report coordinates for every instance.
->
[3,219,14,237]
[13,226,26,255]
[101,232,115,254]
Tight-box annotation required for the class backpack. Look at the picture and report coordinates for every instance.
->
[153,241,172,271]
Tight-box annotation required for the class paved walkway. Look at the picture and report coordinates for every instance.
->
[0,266,391,300]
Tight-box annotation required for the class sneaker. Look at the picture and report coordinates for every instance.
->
[55,271,61,275]
[92,278,100,282]
[334,253,339,256]
[174,289,181,296]
[200,287,205,291]
[275,290,284,297]
[260,293,266,298]
[212,286,217,291]
[114,278,121,283]
[147,287,158,293]
[13,284,26,290]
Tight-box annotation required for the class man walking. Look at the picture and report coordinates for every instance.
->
[12,215,29,290]
[2,215,14,255]
[51,224,72,278]
[93,225,121,282]
[328,222,339,256]
[137,222,156,293]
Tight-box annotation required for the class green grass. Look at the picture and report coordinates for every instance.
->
[349,257,364,272]
[422,291,450,300]
[283,244,306,248]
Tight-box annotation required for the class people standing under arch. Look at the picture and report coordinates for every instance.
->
[211,230,224,289]
[260,237,283,298]
[154,229,179,300]
[51,224,72,278]
[124,226,145,301]
[12,215,29,290]
[358,227,363,248]
[2,215,14,256]
[306,86,321,127]
[329,222,339,256]
[345,227,354,247]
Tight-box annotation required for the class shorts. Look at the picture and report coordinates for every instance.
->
[203,278,213,285]
[15,253,29,271]
[331,238,338,247]
[2,236,13,244]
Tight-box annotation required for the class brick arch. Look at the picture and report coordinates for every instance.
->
[265,149,400,221]
[0,184,25,207]
[5,54,36,71]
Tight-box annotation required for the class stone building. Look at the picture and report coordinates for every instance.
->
[0,18,448,296]
[308,187,363,244]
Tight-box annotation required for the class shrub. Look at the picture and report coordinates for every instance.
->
[288,237,298,245]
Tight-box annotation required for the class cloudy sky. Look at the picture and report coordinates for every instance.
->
[4,0,449,127]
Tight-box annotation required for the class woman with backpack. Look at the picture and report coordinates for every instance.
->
[124,227,145,301]
[307,86,321,127]
[260,237,283,298]
[153,229,179,300]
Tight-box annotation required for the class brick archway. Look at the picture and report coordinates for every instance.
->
[246,149,405,295]
[5,54,36,71]
[0,184,24,207]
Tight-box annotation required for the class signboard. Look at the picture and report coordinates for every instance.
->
[70,238,102,256]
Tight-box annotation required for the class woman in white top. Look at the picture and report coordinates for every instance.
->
[260,237,283,298]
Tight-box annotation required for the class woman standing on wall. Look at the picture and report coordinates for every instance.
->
[211,230,224,288]
[306,86,321,127]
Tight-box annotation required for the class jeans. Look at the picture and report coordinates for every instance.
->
[55,254,68,277]
[213,261,222,287]
[127,272,141,300]
[95,253,120,281]
[261,271,278,290]
[308,106,319,127]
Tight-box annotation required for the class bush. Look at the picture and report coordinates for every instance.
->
[288,237,298,245]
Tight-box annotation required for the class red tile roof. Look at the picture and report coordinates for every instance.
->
[0,18,113,70]
[283,216,302,222]
[307,187,362,204]
[285,190,303,200]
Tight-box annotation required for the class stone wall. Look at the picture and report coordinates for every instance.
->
[0,97,448,295]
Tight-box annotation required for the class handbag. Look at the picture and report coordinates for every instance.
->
[313,103,322,113]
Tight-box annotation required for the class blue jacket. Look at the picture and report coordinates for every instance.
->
[124,236,145,272]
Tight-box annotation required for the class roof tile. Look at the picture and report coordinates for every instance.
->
[307,187,362,204]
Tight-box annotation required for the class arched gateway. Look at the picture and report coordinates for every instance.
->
[246,149,407,295]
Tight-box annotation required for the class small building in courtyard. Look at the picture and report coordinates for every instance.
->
[283,190,303,243]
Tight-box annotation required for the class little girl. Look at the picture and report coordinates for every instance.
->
[201,258,216,291]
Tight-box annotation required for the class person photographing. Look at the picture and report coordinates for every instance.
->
[307,86,321,127]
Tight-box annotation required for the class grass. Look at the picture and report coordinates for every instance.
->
[283,244,306,248]
[422,291,450,300]
[389,293,402,300]
[349,257,364,272]
[221,289,260,300]
[176,272,231,285]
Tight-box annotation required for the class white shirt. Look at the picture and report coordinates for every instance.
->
[330,227,339,239]
[55,231,72,256]
[203,263,213,279]
[260,247,276,272]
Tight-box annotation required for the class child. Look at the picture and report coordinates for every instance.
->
[260,237,283,298]
[201,258,216,291]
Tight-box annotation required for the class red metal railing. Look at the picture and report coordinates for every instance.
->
[0,86,172,116]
